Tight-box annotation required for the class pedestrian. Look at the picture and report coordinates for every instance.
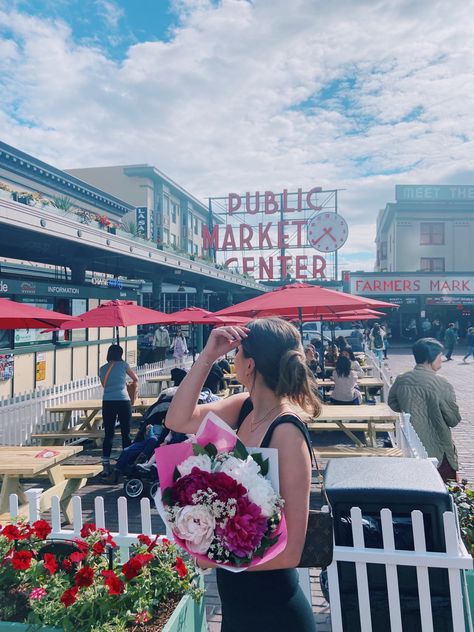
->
[341,347,364,377]
[171,329,188,366]
[388,338,461,482]
[165,317,319,631]
[444,323,457,361]
[329,355,362,405]
[431,319,442,341]
[305,344,323,379]
[463,327,474,363]
[99,344,139,477]
[153,325,170,362]
[370,323,385,362]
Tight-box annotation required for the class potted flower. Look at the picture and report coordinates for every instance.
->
[95,214,112,229]
[0,182,12,200]
[0,519,205,632]
[447,480,474,619]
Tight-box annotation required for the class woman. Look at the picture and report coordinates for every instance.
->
[329,355,361,405]
[388,338,461,482]
[165,318,320,632]
[463,326,474,363]
[341,347,364,378]
[171,330,188,365]
[99,344,138,477]
[305,343,323,379]
[324,343,339,366]
[335,335,347,351]
[370,323,385,362]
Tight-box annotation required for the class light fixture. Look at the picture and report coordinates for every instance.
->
[177,281,186,293]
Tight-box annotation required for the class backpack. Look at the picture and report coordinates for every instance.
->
[373,331,383,349]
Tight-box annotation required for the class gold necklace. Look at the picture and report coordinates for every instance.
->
[250,403,284,432]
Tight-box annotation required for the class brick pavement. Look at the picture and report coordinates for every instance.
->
[23,347,472,631]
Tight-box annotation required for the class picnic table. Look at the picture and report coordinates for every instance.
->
[0,445,100,523]
[317,377,385,401]
[308,403,398,448]
[33,398,157,445]
[146,375,172,393]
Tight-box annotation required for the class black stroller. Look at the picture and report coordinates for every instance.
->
[122,386,214,500]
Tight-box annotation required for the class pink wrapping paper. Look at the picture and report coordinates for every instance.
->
[154,413,288,570]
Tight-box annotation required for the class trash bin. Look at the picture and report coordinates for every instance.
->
[324,457,454,632]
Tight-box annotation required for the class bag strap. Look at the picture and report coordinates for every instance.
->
[102,361,115,389]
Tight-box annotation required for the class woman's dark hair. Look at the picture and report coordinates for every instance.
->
[335,335,347,350]
[241,317,321,417]
[335,354,352,378]
[107,344,124,362]
[342,347,356,362]
[412,337,444,364]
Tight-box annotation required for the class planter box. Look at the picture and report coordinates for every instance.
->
[0,593,206,632]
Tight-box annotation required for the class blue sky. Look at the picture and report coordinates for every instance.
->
[1,0,473,273]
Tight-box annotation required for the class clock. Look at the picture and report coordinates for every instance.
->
[307,212,348,253]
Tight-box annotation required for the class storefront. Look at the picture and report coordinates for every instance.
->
[0,277,138,397]
[347,272,474,341]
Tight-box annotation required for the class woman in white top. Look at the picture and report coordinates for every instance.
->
[341,347,364,378]
[330,355,361,405]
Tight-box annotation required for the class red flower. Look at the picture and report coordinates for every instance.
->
[32,520,52,540]
[69,551,87,564]
[43,553,58,575]
[1,525,20,541]
[80,523,97,538]
[11,550,33,570]
[72,538,89,552]
[216,497,267,557]
[134,553,153,567]
[92,541,105,556]
[60,587,78,607]
[102,570,124,595]
[137,534,152,547]
[74,566,94,588]
[171,469,247,506]
[175,556,188,578]
[62,558,73,572]
[122,557,142,581]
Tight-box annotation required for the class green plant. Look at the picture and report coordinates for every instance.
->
[50,195,75,214]
[447,479,474,556]
[0,519,203,632]
[121,219,138,236]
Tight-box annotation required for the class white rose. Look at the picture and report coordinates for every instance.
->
[173,505,215,554]
[177,454,212,477]
[246,476,278,518]
[217,455,261,489]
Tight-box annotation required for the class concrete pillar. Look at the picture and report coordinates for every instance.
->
[226,290,234,306]
[195,284,205,353]
[71,263,86,285]
[152,276,163,312]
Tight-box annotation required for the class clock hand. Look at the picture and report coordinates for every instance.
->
[312,233,326,246]
[323,227,337,242]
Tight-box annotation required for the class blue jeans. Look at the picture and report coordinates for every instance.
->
[374,348,384,362]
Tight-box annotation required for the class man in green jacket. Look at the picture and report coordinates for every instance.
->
[444,323,458,361]
[388,337,461,482]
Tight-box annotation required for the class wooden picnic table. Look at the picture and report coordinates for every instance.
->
[308,403,398,447]
[0,445,86,522]
[146,375,172,387]
[317,377,385,401]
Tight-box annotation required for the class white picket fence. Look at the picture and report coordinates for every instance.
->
[326,506,473,632]
[0,358,190,446]
[4,492,473,631]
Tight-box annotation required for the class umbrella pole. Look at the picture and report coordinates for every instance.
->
[320,316,325,373]
[116,327,120,345]
[192,325,196,362]
[298,307,303,339]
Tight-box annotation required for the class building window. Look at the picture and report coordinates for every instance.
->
[171,202,179,224]
[188,240,194,254]
[380,241,387,258]
[171,234,177,247]
[163,228,170,243]
[420,222,444,245]
[194,217,199,235]
[420,257,445,272]
[194,243,198,255]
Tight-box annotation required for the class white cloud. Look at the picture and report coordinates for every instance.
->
[1,0,474,272]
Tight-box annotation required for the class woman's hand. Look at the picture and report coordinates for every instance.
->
[201,326,249,361]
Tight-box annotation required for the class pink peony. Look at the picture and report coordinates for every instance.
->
[217,497,267,558]
[172,468,247,506]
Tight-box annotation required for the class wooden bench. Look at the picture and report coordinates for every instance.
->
[313,446,403,459]
[31,430,105,446]
[33,464,103,479]
[308,422,395,432]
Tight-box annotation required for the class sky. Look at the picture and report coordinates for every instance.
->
[1,0,474,273]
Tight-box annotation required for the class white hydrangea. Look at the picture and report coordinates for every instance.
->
[177,454,212,477]
[246,476,279,518]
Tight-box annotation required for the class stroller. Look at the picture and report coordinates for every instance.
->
[122,386,216,499]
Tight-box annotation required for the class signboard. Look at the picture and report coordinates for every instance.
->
[0,278,135,300]
[351,274,474,296]
[136,207,149,239]
[426,296,474,305]
[0,354,14,381]
[15,302,54,346]
[396,185,474,203]
[207,188,346,281]
[35,353,46,382]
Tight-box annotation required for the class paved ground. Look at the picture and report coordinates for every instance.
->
[23,345,472,631]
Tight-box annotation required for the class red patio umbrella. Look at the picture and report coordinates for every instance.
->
[0,298,79,329]
[50,300,168,344]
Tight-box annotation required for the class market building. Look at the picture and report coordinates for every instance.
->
[0,141,262,397]
[348,184,474,340]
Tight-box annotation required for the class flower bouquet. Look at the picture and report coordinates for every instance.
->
[155,412,287,570]
[96,214,111,228]
[0,519,203,632]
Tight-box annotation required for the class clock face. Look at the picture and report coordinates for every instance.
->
[307,212,349,253]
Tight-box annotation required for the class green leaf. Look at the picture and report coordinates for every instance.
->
[193,444,207,456]
[161,487,174,506]
[204,443,218,458]
[232,439,249,460]
[173,466,181,481]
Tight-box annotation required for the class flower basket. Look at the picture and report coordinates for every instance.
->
[0,521,204,632]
